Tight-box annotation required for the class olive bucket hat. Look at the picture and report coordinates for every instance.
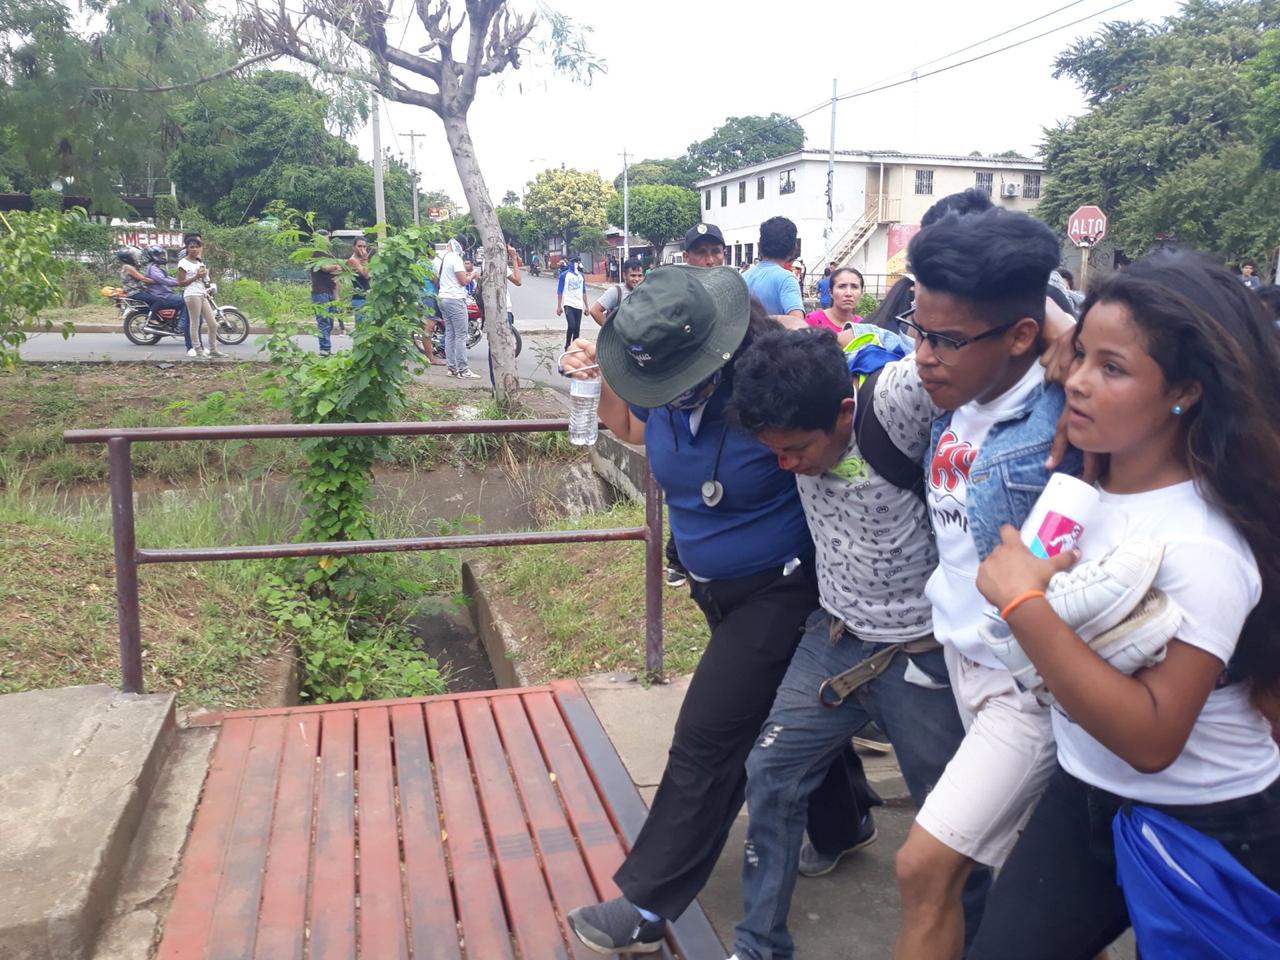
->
[596,264,751,408]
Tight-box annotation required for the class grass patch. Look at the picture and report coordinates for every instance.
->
[0,364,582,491]
[0,486,294,708]
[480,500,709,681]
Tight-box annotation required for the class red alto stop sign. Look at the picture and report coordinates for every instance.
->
[1067,205,1108,246]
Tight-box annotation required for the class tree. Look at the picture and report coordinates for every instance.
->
[168,71,410,227]
[1250,29,1280,168]
[1038,0,1280,263]
[524,167,613,250]
[235,0,603,401]
[612,157,700,191]
[501,189,520,206]
[0,207,83,368]
[496,204,541,257]
[0,0,264,208]
[606,184,699,263]
[573,224,607,271]
[685,114,805,178]
[419,189,458,218]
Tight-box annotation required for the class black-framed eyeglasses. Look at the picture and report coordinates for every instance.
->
[894,307,1018,366]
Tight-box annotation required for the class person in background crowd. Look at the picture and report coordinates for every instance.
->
[561,267,878,956]
[310,230,342,357]
[1241,259,1263,291]
[590,256,644,326]
[744,217,805,321]
[347,237,371,325]
[967,250,1280,959]
[806,267,866,335]
[684,222,727,267]
[138,243,192,350]
[817,266,833,308]
[436,237,478,378]
[557,257,587,349]
[178,234,224,359]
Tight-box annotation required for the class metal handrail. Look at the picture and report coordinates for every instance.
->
[64,419,666,695]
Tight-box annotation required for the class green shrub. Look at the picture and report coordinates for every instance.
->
[29,188,62,212]
[60,263,100,307]
[856,291,880,318]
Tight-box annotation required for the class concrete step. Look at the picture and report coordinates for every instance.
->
[0,685,176,960]
[90,725,218,960]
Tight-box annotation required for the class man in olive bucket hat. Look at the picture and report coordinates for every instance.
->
[565,266,879,955]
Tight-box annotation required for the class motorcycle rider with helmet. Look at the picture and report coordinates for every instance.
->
[118,246,188,340]
[141,244,191,344]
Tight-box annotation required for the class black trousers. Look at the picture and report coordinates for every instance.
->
[613,560,879,920]
[563,306,583,349]
[969,764,1280,960]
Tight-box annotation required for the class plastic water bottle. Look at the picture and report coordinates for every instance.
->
[568,377,602,446]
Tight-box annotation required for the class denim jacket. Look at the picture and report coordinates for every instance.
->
[927,374,1084,560]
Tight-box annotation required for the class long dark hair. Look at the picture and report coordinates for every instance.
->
[864,276,915,331]
[1080,251,1280,711]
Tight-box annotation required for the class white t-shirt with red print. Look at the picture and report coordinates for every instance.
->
[924,363,1045,668]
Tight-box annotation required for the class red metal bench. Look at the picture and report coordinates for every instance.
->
[159,680,724,959]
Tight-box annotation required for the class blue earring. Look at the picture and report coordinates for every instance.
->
[1172,404,1184,416]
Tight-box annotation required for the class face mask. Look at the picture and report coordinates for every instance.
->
[668,369,722,410]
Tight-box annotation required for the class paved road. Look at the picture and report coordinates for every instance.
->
[19,275,603,395]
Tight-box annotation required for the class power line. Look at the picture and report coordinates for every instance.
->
[796,0,1139,122]
[679,0,1138,178]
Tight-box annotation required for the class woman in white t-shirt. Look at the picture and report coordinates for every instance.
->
[967,250,1280,959]
[177,235,223,358]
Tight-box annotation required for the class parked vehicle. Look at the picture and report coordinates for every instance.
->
[105,284,250,347]
[411,294,522,361]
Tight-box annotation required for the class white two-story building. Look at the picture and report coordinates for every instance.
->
[695,149,1047,294]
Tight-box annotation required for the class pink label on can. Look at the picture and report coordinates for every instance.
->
[1029,511,1084,559]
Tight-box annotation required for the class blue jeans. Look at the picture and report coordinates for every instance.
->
[350,295,366,326]
[312,292,337,352]
[439,297,469,372]
[136,289,190,347]
[735,608,991,960]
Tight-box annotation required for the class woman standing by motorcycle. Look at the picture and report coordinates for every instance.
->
[178,234,225,358]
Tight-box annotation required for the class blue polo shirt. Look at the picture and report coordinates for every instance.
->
[633,384,812,580]
[744,261,804,316]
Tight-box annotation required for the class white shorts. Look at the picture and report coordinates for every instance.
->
[915,645,1057,867]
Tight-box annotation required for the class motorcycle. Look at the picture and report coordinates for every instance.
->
[105,284,250,347]
[411,294,522,362]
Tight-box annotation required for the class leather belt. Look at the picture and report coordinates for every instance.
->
[818,626,940,708]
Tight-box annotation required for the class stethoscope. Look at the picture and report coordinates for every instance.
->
[700,424,731,508]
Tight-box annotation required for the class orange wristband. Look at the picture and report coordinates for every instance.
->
[1000,589,1047,621]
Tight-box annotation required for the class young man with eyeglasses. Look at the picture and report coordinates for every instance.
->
[890,208,1098,960]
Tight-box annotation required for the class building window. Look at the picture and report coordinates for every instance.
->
[757,176,765,199]
[704,190,711,210]
[914,170,934,195]
[975,172,994,196]
[734,243,742,265]
[779,169,796,195]
[745,242,754,264]
[720,185,728,207]
[739,180,746,203]
[1023,173,1042,199]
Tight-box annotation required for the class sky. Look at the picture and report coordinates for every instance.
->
[354,0,1187,206]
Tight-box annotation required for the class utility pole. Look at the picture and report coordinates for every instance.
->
[371,91,387,237]
[824,78,837,265]
[405,131,427,226]
[621,147,630,262]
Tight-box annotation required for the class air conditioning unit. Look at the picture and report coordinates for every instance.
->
[1001,182,1020,198]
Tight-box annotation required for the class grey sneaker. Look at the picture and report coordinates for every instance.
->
[665,566,688,588]
[568,897,664,955]
[797,814,877,878]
